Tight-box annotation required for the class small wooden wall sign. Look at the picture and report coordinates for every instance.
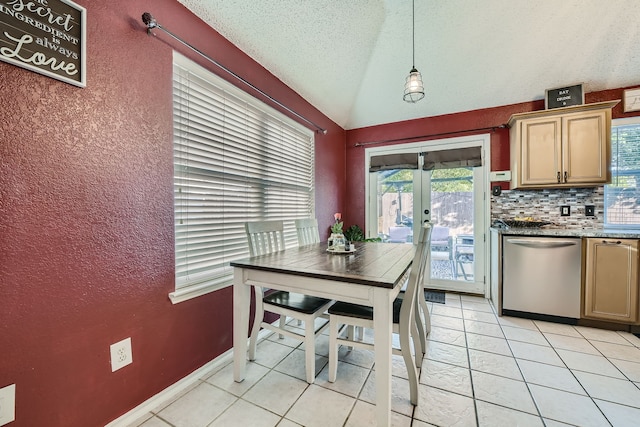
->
[545,83,584,109]
[0,0,86,87]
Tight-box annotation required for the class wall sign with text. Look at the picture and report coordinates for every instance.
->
[545,84,584,109]
[0,0,86,87]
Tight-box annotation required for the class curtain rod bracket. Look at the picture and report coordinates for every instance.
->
[141,12,327,135]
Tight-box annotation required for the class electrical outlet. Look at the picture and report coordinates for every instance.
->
[0,384,16,426]
[585,205,595,216]
[560,205,570,216]
[110,337,133,372]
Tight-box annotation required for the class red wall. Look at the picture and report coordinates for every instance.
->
[0,1,344,426]
[344,89,638,231]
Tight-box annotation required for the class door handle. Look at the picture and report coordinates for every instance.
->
[564,171,568,183]
[507,239,578,248]
[557,171,561,183]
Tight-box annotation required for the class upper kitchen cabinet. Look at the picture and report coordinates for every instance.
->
[508,101,619,189]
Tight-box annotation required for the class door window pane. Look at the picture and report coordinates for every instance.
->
[430,167,474,281]
[375,169,414,243]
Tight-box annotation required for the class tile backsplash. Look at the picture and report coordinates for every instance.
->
[491,187,604,229]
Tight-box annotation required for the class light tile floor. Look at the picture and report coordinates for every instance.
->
[128,294,640,427]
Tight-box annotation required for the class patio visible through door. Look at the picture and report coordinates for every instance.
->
[366,136,489,295]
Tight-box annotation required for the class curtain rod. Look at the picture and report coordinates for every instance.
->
[141,12,328,135]
[354,124,508,147]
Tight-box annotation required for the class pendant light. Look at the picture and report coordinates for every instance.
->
[403,0,425,103]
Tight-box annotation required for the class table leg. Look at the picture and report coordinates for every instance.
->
[233,269,249,382]
[373,287,393,427]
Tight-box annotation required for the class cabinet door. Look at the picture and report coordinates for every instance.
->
[562,110,609,185]
[520,117,562,186]
[584,238,639,323]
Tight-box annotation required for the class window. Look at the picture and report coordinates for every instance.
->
[170,52,315,303]
[604,117,640,229]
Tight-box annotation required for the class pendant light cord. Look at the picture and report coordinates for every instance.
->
[411,0,416,68]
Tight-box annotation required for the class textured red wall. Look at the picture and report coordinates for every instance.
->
[0,1,343,426]
[345,89,637,232]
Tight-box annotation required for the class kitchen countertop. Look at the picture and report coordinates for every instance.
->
[490,227,640,239]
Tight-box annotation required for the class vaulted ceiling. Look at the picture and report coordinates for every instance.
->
[177,0,640,130]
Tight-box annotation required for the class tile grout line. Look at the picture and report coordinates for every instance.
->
[491,303,548,426]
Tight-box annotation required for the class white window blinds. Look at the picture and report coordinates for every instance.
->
[171,52,314,303]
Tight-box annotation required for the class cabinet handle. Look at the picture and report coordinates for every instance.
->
[557,171,561,183]
[564,171,568,183]
[601,240,622,244]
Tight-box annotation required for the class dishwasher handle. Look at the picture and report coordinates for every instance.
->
[506,238,578,249]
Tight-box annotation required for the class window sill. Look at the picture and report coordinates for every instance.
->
[169,280,230,304]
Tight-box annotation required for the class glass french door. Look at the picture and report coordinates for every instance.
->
[366,137,489,295]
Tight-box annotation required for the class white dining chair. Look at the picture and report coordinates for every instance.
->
[295,218,320,245]
[327,223,432,405]
[245,220,333,384]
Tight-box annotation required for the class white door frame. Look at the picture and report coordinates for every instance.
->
[364,134,491,297]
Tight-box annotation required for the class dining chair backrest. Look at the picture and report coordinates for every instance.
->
[400,223,432,328]
[295,218,320,246]
[245,220,286,257]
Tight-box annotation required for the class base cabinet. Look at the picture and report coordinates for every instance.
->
[583,238,639,323]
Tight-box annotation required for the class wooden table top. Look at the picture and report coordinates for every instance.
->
[230,242,415,288]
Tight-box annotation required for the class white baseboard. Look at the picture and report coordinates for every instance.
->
[105,328,273,427]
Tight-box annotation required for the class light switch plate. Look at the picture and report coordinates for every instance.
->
[561,206,570,216]
[585,205,595,216]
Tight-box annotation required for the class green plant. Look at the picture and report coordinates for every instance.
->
[343,224,382,242]
[343,225,364,241]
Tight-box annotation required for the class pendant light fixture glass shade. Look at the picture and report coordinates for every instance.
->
[404,67,425,103]
[403,0,424,103]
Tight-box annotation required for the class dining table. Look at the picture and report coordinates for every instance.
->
[231,241,415,427]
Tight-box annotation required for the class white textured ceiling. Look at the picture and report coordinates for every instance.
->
[177,0,640,130]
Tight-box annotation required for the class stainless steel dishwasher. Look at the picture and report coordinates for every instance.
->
[502,236,582,319]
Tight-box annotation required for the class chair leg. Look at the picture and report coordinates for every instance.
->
[249,286,265,361]
[414,298,427,359]
[278,314,287,339]
[346,325,355,351]
[399,312,419,406]
[304,317,316,384]
[328,316,339,383]
[422,299,431,336]
[419,290,432,337]
[410,312,423,369]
